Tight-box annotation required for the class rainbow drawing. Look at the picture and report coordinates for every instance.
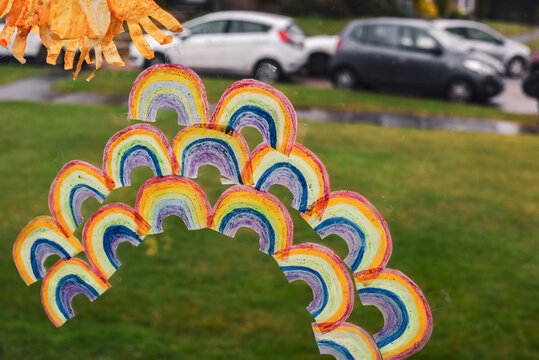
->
[247,143,330,214]
[13,216,84,285]
[48,160,115,235]
[355,269,433,360]
[103,123,178,188]
[313,322,382,360]
[128,64,209,125]
[211,79,297,155]
[41,258,110,327]
[136,175,211,234]
[274,243,354,333]
[303,191,392,276]
[173,125,252,185]
[83,203,151,280]
[210,185,292,256]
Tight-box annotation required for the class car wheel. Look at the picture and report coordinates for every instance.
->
[446,79,474,102]
[331,67,357,89]
[506,57,526,77]
[144,53,166,69]
[254,60,281,83]
[308,53,330,77]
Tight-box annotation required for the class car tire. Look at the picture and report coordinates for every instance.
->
[144,53,166,69]
[446,79,475,102]
[506,56,527,78]
[331,67,357,89]
[307,53,330,77]
[254,59,282,83]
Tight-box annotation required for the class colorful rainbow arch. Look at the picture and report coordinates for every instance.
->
[41,258,110,327]
[13,216,83,285]
[103,123,178,188]
[83,203,151,280]
[48,160,115,235]
[355,269,433,360]
[136,175,211,234]
[304,191,392,275]
[211,185,292,256]
[211,79,297,155]
[313,322,382,360]
[274,243,354,333]
[173,125,252,185]
[247,143,330,214]
[128,64,209,125]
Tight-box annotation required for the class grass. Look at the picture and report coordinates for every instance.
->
[0,63,50,84]
[53,69,539,124]
[526,38,539,52]
[295,16,538,37]
[0,101,538,359]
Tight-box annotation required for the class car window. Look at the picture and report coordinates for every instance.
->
[398,27,439,52]
[190,20,229,35]
[228,21,271,33]
[445,27,468,38]
[466,28,499,44]
[286,23,305,37]
[363,24,397,47]
[349,25,364,43]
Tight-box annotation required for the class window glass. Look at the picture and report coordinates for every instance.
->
[228,21,271,33]
[363,24,396,47]
[350,25,364,43]
[190,20,228,35]
[446,27,468,38]
[398,27,438,52]
[286,23,305,37]
[466,28,499,43]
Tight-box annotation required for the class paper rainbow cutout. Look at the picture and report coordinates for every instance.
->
[313,323,382,360]
[49,160,115,235]
[41,258,110,328]
[211,79,297,155]
[355,269,433,360]
[304,191,392,275]
[83,203,151,280]
[173,125,251,185]
[128,64,209,126]
[136,175,211,234]
[211,185,293,256]
[13,216,83,285]
[103,123,178,188]
[248,143,330,214]
[13,64,431,360]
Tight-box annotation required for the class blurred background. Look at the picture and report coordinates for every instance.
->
[0,1,538,360]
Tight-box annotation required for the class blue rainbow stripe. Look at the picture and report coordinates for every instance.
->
[30,239,71,281]
[56,274,100,320]
[227,105,277,149]
[281,265,329,318]
[69,184,106,228]
[255,162,309,212]
[317,340,355,360]
[119,145,163,187]
[103,225,143,270]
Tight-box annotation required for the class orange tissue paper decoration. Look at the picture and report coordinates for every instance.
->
[0,0,182,80]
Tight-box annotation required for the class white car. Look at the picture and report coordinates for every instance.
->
[303,35,339,76]
[130,11,307,82]
[0,21,44,62]
[433,19,531,77]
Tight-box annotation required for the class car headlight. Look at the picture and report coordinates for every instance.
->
[463,59,495,76]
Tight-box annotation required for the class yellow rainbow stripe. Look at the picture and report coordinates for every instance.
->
[313,322,382,360]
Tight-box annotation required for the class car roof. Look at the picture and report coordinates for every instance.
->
[184,11,293,28]
[347,17,433,29]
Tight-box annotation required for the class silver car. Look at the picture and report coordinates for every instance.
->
[433,19,531,77]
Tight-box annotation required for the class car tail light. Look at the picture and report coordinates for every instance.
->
[278,29,292,43]
[336,36,342,50]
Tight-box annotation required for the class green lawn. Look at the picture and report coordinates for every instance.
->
[53,69,539,124]
[0,63,50,84]
[295,16,537,37]
[0,101,537,359]
[526,38,539,52]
